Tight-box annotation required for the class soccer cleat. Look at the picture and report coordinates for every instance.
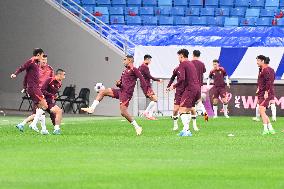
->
[204,112,209,122]
[143,112,157,120]
[193,126,199,132]
[269,129,276,135]
[173,125,179,131]
[272,117,276,122]
[135,127,142,136]
[178,130,192,137]
[262,130,270,135]
[16,123,24,132]
[29,125,39,133]
[81,107,95,114]
[224,115,230,118]
[53,129,61,135]
[40,130,49,135]
[252,117,260,122]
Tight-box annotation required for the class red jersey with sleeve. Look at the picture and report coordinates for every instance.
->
[41,77,62,99]
[257,66,275,97]
[191,60,206,86]
[167,66,185,92]
[14,58,40,89]
[173,60,200,91]
[209,67,227,87]
[138,63,160,87]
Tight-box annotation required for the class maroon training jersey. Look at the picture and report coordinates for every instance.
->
[167,66,185,91]
[117,66,148,96]
[209,67,227,87]
[138,63,160,87]
[14,59,40,89]
[41,77,62,99]
[257,66,275,97]
[191,60,206,86]
[173,60,200,90]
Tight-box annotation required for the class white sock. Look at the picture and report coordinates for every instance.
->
[263,124,268,131]
[213,105,218,117]
[271,104,276,118]
[223,104,228,116]
[30,108,44,128]
[180,113,191,131]
[90,100,100,110]
[192,114,197,128]
[39,114,46,131]
[256,104,260,118]
[54,125,60,131]
[197,101,206,114]
[267,123,274,131]
[145,101,156,113]
[131,120,140,129]
[173,115,179,127]
[20,119,28,126]
[148,102,157,117]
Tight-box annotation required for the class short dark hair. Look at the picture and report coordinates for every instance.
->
[144,54,152,60]
[193,50,201,57]
[177,49,189,58]
[126,55,134,59]
[56,69,65,75]
[256,55,266,61]
[213,59,219,64]
[265,57,270,64]
[33,48,44,56]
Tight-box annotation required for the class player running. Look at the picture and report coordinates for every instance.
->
[207,59,230,118]
[255,55,276,135]
[11,48,48,134]
[168,49,201,137]
[138,54,163,120]
[81,55,150,136]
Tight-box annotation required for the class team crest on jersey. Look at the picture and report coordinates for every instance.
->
[219,71,222,74]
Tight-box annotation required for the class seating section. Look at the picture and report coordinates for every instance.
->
[71,0,284,26]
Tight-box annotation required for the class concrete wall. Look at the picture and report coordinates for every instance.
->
[0,0,127,116]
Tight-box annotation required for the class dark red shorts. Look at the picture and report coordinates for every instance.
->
[111,88,132,107]
[27,87,44,105]
[174,90,184,106]
[46,98,56,110]
[211,86,227,99]
[180,88,201,108]
[258,95,274,108]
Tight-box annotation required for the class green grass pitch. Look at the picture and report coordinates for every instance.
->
[0,115,284,189]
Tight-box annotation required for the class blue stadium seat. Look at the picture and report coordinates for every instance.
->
[260,9,276,17]
[250,0,265,7]
[126,16,142,24]
[172,7,185,16]
[109,7,124,15]
[81,0,96,5]
[215,8,230,16]
[189,0,203,7]
[256,17,272,26]
[265,0,279,8]
[142,0,157,6]
[94,7,109,15]
[82,6,93,13]
[159,16,174,25]
[277,18,284,26]
[230,7,246,17]
[112,0,126,7]
[142,16,158,25]
[158,0,172,7]
[185,7,200,16]
[200,8,215,16]
[155,7,172,15]
[207,16,225,26]
[96,0,111,6]
[174,16,191,25]
[280,0,284,7]
[240,17,256,26]
[235,0,250,7]
[246,8,260,17]
[110,15,125,24]
[94,15,110,24]
[191,16,207,25]
[128,0,142,7]
[140,7,154,15]
[224,17,239,26]
[219,0,234,7]
[174,0,188,7]
[205,0,218,7]
[125,7,139,15]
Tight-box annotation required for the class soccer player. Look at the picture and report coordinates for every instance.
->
[207,59,230,118]
[191,50,208,125]
[168,49,201,137]
[256,55,276,135]
[138,54,163,120]
[41,69,66,135]
[11,48,49,134]
[16,55,54,132]
[81,55,150,136]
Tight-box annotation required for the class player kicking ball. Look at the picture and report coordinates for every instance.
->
[81,55,150,136]
[207,59,230,118]
[138,54,163,120]
[255,55,276,135]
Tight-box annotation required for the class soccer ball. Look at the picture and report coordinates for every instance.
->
[94,83,105,93]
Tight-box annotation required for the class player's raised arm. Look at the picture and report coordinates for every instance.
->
[11,59,33,79]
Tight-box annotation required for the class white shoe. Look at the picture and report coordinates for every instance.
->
[135,127,142,136]
[272,117,276,122]
[173,125,179,131]
[81,107,95,114]
[29,124,39,132]
[252,117,260,122]
[40,130,49,135]
[224,115,230,118]
[193,126,199,131]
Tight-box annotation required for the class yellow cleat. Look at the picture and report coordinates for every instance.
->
[135,127,142,136]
